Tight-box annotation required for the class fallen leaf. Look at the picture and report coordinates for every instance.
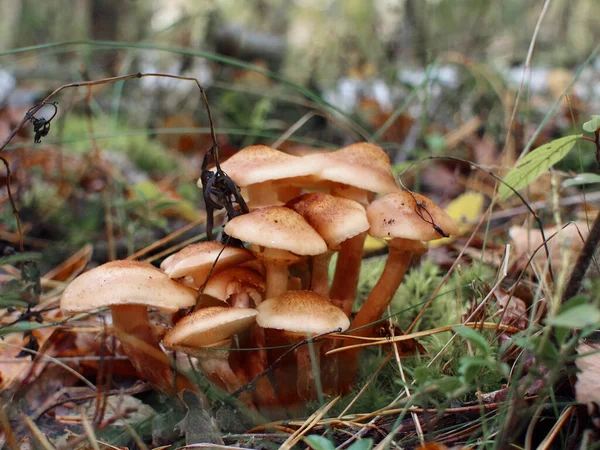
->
[575,341,600,410]
[430,191,485,247]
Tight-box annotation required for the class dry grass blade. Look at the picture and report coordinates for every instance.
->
[279,396,340,450]
[79,407,101,450]
[535,406,574,450]
[326,323,519,355]
[21,415,54,450]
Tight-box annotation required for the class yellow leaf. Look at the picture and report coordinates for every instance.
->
[429,191,484,247]
[363,235,387,253]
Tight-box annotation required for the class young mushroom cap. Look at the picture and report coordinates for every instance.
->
[367,191,460,241]
[256,290,350,335]
[60,260,198,397]
[160,241,254,287]
[61,260,196,313]
[286,193,369,250]
[303,142,400,196]
[202,267,265,306]
[207,145,322,187]
[163,306,258,348]
[224,206,327,256]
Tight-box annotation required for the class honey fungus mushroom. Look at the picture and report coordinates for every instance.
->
[161,240,254,289]
[338,191,458,391]
[60,260,197,396]
[256,290,350,400]
[286,193,369,298]
[201,145,321,207]
[303,143,401,314]
[163,306,257,398]
[224,206,327,299]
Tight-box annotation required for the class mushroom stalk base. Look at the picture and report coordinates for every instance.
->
[337,245,413,392]
[296,340,323,401]
[110,305,197,396]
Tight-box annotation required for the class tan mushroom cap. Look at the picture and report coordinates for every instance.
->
[160,241,254,286]
[61,260,196,314]
[163,306,258,347]
[224,206,327,256]
[286,193,369,250]
[201,145,321,188]
[256,290,350,335]
[203,267,265,303]
[367,191,460,241]
[303,142,400,194]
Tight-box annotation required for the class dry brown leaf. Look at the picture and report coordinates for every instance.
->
[575,341,600,408]
[509,220,590,276]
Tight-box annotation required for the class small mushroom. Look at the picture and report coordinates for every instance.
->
[224,206,327,299]
[163,306,257,397]
[286,193,369,298]
[338,191,458,391]
[303,143,401,315]
[256,290,349,401]
[202,267,265,308]
[161,241,254,289]
[60,260,198,396]
[201,145,321,207]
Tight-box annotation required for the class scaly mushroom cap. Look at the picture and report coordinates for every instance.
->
[304,142,400,195]
[224,206,327,256]
[286,193,369,250]
[201,145,321,188]
[202,267,265,304]
[160,241,254,286]
[367,191,460,241]
[256,290,349,335]
[61,260,196,314]
[163,306,258,347]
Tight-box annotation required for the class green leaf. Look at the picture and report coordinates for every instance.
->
[583,115,600,133]
[498,135,580,200]
[304,435,335,450]
[562,173,600,187]
[348,438,374,450]
[546,303,600,329]
[453,326,490,356]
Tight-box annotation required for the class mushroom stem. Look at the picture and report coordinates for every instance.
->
[230,292,251,308]
[337,241,413,392]
[197,356,242,393]
[110,305,197,396]
[246,325,279,409]
[246,182,279,207]
[311,251,333,297]
[265,262,288,299]
[296,339,323,401]
[330,231,367,316]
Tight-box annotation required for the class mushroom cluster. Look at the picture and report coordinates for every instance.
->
[59,142,458,412]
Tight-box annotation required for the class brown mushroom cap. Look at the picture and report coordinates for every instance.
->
[367,191,460,241]
[160,241,254,286]
[201,145,321,188]
[60,260,196,314]
[256,290,349,335]
[303,142,400,195]
[286,193,369,250]
[224,206,327,256]
[202,267,265,304]
[163,306,258,348]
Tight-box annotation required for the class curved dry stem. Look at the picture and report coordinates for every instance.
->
[330,231,367,316]
[110,305,198,397]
